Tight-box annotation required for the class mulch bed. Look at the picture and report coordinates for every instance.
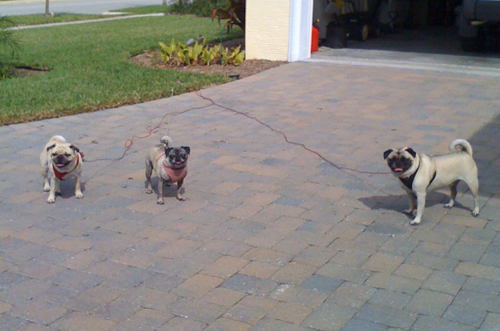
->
[129,38,286,79]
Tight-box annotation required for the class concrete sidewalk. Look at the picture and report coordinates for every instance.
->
[0,60,499,330]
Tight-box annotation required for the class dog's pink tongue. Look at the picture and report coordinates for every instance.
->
[56,163,65,167]
[394,168,404,172]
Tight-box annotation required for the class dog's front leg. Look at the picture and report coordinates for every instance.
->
[403,191,416,215]
[75,176,83,199]
[157,178,165,205]
[176,179,185,201]
[47,177,57,203]
[410,192,426,225]
[43,174,50,192]
[145,159,153,194]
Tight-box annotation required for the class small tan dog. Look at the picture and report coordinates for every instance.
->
[145,135,190,204]
[40,135,83,204]
[384,139,479,225]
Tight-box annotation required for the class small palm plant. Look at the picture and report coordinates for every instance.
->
[0,16,20,80]
[0,16,19,53]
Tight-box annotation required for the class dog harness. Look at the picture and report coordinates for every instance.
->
[52,153,82,180]
[156,152,187,183]
[399,163,437,190]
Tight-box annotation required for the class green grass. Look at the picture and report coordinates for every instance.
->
[0,15,242,125]
[7,6,168,27]
[8,13,105,26]
[117,5,169,15]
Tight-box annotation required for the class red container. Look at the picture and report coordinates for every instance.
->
[311,23,319,53]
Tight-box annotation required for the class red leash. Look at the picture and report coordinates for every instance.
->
[84,90,389,176]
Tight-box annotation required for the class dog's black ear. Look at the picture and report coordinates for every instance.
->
[165,147,173,155]
[182,146,191,155]
[70,145,80,153]
[406,148,417,158]
[46,144,56,152]
[383,149,393,160]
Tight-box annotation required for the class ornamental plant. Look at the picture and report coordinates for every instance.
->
[158,39,244,67]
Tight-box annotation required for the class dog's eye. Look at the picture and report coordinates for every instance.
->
[64,153,71,157]
[52,153,57,157]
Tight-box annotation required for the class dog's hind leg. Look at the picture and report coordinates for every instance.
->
[444,181,459,209]
[464,176,480,216]
[145,159,153,194]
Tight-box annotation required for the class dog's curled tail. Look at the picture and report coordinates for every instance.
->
[160,135,173,148]
[51,135,67,142]
[450,139,473,156]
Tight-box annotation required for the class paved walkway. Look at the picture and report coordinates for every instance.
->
[0,60,499,331]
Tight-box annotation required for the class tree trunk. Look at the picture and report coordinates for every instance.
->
[45,0,50,16]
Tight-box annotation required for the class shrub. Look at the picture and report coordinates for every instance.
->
[170,0,230,17]
[159,39,244,66]
[0,16,20,80]
[212,0,245,33]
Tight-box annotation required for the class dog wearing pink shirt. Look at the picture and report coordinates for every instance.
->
[145,135,190,204]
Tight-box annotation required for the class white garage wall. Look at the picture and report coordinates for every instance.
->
[288,0,313,62]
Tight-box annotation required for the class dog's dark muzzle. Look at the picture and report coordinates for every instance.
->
[54,155,70,167]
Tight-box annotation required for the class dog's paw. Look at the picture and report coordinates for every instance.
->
[146,190,153,194]
[410,218,421,226]
[177,195,186,201]
[43,186,50,192]
[47,197,56,204]
[157,199,164,205]
[444,201,454,209]
[472,208,479,217]
[75,192,83,199]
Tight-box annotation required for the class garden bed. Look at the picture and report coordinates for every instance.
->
[130,38,286,79]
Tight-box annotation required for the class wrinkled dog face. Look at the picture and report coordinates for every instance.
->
[47,143,79,169]
[384,147,416,175]
[165,146,190,169]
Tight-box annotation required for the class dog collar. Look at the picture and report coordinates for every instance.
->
[399,163,419,190]
[53,153,81,180]
[162,163,187,183]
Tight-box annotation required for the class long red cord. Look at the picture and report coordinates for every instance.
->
[83,90,390,176]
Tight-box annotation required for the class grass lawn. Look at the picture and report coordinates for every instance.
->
[6,6,167,26]
[117,5,168,15]
[0,14,242,125]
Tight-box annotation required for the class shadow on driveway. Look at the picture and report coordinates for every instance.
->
[468,113,500,197]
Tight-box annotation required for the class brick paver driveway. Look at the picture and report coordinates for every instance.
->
[1,60,499,331]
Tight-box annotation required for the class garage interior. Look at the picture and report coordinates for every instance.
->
[312,0,500,57]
